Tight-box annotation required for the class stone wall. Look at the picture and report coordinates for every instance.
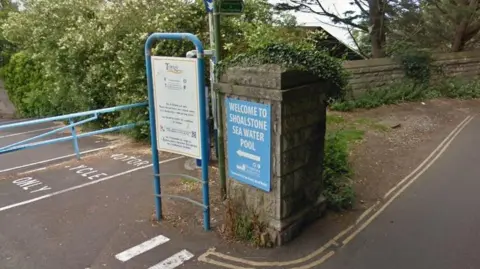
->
[344,49,480,96]
[216,65,328,245]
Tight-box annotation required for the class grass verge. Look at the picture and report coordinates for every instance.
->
[323,114,366,210]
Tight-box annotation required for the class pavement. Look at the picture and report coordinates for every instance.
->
[2,114,480,269]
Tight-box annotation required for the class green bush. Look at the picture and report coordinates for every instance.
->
[322,130,362,211]
[2,51,57,117]
[218,42,349,100]
[1,0,314,140]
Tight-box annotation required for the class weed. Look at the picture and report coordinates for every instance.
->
[180,177,198,192]
[223,199,271,247]
[326,114,345,124]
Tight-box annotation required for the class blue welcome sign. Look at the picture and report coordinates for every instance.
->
[226,98,271,192]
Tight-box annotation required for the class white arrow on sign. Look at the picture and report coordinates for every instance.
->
[236,150,260,162]
[203,0,214,12]
[207,1,214,10]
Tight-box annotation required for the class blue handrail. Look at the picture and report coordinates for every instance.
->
[0,102,148,158]
[0,102,147,130]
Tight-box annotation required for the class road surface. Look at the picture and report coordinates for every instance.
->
[319,115,480,269]
[3,114,480,269]
[0,119,215,269]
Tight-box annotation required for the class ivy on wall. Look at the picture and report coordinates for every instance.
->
[217,43,350,100]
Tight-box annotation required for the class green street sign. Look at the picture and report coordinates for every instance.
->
[219,0,244,15]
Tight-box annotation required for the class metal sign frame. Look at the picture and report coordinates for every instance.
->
[144,33,210,231]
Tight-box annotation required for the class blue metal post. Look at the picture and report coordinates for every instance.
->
[144,33,210,231]
[145,37,162,221]
[69,118,81,160]
[197,44,211,232]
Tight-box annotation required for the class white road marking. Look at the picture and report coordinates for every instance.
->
[149,250,194,269]
[0,119,29,125]
[342,115,474,245]
[115,235,170,262]
[0,156,184,213]
[198,115,475,269]
[383,115,473,199]
[18,167,48,175]
[0,126,57,139]
[0,145,113,174]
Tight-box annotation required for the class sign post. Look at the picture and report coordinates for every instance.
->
[226,98,271,191]
[145,33,210,231]
[203,0,219,164]
[204,0,245,199]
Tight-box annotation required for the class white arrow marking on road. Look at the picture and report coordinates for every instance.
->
[236,150,260,162]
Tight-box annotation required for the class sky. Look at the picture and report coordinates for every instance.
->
[286,0,359,46]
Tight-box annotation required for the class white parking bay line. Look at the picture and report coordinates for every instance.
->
[0,126,57,139]
[149,250,194,269]
[115,235,170,262]
[0,156,184,213]
[0,146,113,174]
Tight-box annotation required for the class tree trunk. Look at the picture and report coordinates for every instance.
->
[369,0,386,58]
[451,0,479,52]
[452,21,468,52]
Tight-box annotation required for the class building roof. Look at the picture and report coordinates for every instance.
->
[297,25,365,60]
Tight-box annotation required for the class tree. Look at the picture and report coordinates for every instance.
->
[427,0,480,52]
[275,0,402,58]
[0,0,17,68]
[387,0,480,53]
[1,0,312,127]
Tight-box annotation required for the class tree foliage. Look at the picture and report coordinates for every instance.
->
[1,0,313,137]
[390,0,480,53]
[277,0,480,58]
[0,0,17,68]
[275,0,419,58]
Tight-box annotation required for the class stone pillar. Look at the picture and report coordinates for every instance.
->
[216,64,328,245]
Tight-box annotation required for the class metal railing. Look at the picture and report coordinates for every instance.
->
[145,32,211,230]
[0,102,148,158]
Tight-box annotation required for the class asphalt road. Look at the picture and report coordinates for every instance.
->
[0,119,112,173]
[4,113,480,269]
[319,116,480,269]
[0,120,216,269]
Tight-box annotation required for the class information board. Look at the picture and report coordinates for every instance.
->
[152,56,201,159]
[226,98,271,192]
